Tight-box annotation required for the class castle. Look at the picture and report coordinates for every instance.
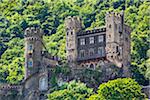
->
[65,11,131,77]
[0,11,131,100]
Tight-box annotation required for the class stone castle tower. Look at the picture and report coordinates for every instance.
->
[23,27,59,100]
[0,27,59,100]
[65,11,131,77]
[65,16,82,68]
[24,27,43,79]
[105,11,131,76]
[105,11,130,68]
[24,27,48,100]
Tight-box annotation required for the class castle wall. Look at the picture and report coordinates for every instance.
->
[0,84,23,100]
[77,31,106,61]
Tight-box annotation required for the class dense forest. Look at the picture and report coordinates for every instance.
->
[0,0,149,93]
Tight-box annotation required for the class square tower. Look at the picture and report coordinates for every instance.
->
[24,27,43,79]
[65,16,82,68]
[105,11,131,76]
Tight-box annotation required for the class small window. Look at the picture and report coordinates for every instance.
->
[109,24,111,28]
[98,47,104,56]
[125,37,128,42]
[89,64,94,69]
[80,38,85,45]
[119,47,123,55]
[115,23,117,29]
[116,46,119,52]
[89,48,94,56]
[89,37,94,44]
[98,35,104,42]
[71,31,73,35]
[66,32,69,35]
[28,44,33,51]
[120,33,123,38]
[28,59,33,67]
[80,50,85,58]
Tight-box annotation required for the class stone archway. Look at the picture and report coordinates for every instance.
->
[81,64,85,67]
[89,63,95,69]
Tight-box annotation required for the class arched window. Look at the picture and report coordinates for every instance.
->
[66,32,69,35]
[28,58,33,67]
[39,76,48,91]
[81,64,85,67]
[89,64,94,69]
[71,31,73,35]
[28,44,33,50]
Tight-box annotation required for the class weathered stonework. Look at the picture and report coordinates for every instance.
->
[0,11,137,100]
[65,11,131,78]
[0,27,59,100]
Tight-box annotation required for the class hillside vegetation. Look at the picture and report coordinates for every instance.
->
[0,0,149,86]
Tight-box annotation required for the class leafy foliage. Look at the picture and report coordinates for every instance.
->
[0,38,24,84]
[48,80,93,100]
[88,78,146,100]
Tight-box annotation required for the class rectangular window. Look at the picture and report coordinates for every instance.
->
[116,46,119,52]
[89,48,94,56]
[28,44,33,50]
[89,37,94,44]
[80,38,85,45]
[98,35,104,42]
[119,47,122,55]
[98,47,104,56]
[80,50,85,57]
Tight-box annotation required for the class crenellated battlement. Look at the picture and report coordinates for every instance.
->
[106,11,124,19]
[24,27,43,38]
[65,16,82,30]
[0,84,22,90]
[77,27,106,36]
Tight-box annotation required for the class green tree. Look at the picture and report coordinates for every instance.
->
[88,78,146,100]
[48,80,93,100]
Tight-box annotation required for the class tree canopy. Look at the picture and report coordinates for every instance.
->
[88,78,146,100]
[48,80,93,100]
